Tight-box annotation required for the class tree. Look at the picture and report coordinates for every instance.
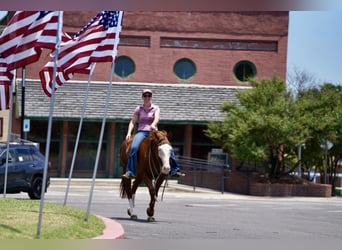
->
[206,77,308,180]
[287,66,318,97]
[296,84,342,193]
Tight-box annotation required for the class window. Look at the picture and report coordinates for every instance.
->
[173,58,196,80]
[114,56,135,78]
[16,148,33,161]
[233,60,256,82]
[0,149,15,164]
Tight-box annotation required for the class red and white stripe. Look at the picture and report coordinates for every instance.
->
[0,11,67,71]
[40,11,123,97]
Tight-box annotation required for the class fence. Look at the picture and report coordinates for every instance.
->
[177,155,231,193]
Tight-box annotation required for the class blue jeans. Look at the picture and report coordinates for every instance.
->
[125,130,180,176]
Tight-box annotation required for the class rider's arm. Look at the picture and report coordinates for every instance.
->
[126,115,137,140]
[150,110,160,131]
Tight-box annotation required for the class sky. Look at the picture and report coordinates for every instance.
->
[287,11,342,85]
[1,10,341,85]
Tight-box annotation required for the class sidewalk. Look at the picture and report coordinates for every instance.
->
[49,177,221,194]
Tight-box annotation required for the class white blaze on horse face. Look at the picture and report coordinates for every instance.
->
[158,144,172,174]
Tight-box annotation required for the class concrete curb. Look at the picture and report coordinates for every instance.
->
[92,215,125,239]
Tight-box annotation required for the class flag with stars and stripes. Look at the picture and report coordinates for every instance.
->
[0,57,12,110]
[40,11,123,97]
[0,11,65,72]
[0,57,13,86]
[0,85,10,110]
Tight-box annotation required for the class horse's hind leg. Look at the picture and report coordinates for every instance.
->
[127,198,136,219]
[125,177,142,220]
[121,178,138,220]
[144,178,157,222]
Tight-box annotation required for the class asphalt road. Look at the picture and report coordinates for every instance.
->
[5,178,342,239]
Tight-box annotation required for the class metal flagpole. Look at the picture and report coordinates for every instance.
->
[36,11,63,239]
[3,70,15,198]
[85,11,123,221]
[63,63,96,206]
[21,66,26,139]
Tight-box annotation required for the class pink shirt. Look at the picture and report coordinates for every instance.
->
[134,104,160,131]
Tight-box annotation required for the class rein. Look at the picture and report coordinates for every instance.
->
[147,135,169,199]
[147,138,162,181]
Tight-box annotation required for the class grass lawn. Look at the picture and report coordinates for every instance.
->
[0,198,105,239]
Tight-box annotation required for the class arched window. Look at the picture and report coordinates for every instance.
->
[233,60,257,82]
[173,58,196,80]
[114,56,135,78]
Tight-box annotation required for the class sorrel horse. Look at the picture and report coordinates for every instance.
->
[119,130,172,222]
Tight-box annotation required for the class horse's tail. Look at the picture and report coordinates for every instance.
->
[120,177,131,198]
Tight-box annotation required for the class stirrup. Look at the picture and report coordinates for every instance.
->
[122,173,135,179]
[171,171,185,177]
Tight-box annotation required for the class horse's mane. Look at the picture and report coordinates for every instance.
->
[147,130,170,146]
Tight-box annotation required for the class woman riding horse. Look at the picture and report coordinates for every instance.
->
[122,89,184,179]
[120,129,174,221]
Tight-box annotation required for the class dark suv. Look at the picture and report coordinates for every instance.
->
[0,142,50,199]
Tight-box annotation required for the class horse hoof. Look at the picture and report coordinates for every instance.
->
[147,216,155,222]
[130,214,138,220]
[146,207,154,217]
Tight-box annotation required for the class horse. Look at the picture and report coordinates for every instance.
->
[119,130,172,222]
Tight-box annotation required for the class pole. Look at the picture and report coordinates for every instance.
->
[36,11,63,239]
[21,66,26,139]
[297,144,302,177]
[85,11,123,221]
[3,80,14,198]
[324,148,327,184]
[63,63,95,206]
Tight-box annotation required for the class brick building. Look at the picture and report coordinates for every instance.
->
[1,11,289,178]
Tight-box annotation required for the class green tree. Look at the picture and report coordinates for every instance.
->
[296,84,342,192]
[206,77,308,180]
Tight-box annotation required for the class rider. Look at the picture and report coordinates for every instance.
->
[122,89,185,179]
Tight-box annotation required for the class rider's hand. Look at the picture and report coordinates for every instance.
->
[151,125,157,131]
[125,134,131,141]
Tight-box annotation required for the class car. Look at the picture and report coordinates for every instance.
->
[0,142,50,199]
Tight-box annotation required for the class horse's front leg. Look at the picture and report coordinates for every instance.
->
[144,177,156,222]
[155,174,167,199]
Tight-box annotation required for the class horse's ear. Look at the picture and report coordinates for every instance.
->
[159,130,169,138]
[166,130,172,140]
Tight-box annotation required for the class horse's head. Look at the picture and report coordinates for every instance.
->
[151,130,172,175]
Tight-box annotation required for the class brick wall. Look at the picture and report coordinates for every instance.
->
[249,182,332,197]
[179,170,333,197]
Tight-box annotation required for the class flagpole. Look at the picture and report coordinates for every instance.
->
[63,63,96,206]
[85,11,123,221]
[3,72,15,198]
[36,11,63,239]
[21,66,26,139]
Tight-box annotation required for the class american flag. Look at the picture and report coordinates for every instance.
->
[0,11,65,71]
[0,56,14,110]
[0,84,11,110]
[0,57,13,86]
[40,11,123,97]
